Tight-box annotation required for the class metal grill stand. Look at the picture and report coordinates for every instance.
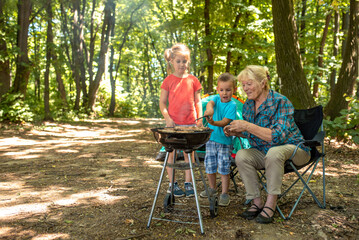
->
[147,147,218,234]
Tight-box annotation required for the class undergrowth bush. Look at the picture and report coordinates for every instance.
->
[0,93,35,123]
[324,98,359,144]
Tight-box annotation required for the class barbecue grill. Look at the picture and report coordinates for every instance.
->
[147,127,218,234]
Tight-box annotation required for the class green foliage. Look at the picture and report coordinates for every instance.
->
[0,93,35,123]
[324,98,359,144]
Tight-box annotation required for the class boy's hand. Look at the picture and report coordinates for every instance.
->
[206,116,215,125]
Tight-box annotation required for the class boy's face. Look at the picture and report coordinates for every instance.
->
[217,81,234,103]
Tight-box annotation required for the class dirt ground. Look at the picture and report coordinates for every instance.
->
[0,118,358,240]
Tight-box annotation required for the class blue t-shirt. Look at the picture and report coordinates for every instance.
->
[208,95,237,145]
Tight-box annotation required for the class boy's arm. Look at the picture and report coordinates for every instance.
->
[205,99,234,127]
[209,117,232,127]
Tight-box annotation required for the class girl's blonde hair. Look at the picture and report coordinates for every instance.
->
[164,43,191,74]
[237,65,270,90]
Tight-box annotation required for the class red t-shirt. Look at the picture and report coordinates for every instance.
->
[161,74,202,125]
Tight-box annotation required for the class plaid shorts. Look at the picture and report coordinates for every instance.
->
[204,140,232,175]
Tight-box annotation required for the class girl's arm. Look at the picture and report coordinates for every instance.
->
[159,89,175,127]
[194,89,203,127]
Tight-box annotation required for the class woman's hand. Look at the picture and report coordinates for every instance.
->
[223,125,235,136]
[228,120,249,132]
[224,125,246,138]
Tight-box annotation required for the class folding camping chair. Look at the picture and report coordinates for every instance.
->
[257,105,326,220]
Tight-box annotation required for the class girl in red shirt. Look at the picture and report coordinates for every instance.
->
[159,43,203,197]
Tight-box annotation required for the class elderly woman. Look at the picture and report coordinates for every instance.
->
[224,65,310,224]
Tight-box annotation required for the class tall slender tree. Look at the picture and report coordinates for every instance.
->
[325,0,358,119]
[12,0,32,97]
[0,0,10,99]
[272,0,315,108]
[88,0,114,112]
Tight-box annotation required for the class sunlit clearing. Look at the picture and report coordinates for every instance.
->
[0,227,13,236]
[145,160,163,168]
[116,120,140,125]
[0,189,127,220]
[109,158,131,162]
[56,149,79,153]
[127,130,143,133]
[0,137,38,147]
[0,181,24,190]
[0,203,49,219]
[32,233,70,240]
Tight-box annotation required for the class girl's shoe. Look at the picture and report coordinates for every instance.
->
[167,182,185,197]
[184,182,194,197]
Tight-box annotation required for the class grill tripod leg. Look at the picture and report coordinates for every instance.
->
[147,151,170,228]
[187,152,204,234]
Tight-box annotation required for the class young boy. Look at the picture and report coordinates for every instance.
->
[200,73,237,206]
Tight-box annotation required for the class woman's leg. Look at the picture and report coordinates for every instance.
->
[261,145,310,217]
[236,148,266,200]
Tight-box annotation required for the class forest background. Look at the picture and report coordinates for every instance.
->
[0,0,358,144]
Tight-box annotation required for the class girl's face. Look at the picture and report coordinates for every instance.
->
[217,81,234,103]
[241,78,265,102]
[171,54,189,76]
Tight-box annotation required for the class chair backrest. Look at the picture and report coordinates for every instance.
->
[294,105,323,141]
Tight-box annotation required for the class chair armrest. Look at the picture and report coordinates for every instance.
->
[303,131,325,147]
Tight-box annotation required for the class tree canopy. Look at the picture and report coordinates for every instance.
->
[0,0,358,143]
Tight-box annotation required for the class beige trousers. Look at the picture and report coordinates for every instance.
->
[235,145,310,200]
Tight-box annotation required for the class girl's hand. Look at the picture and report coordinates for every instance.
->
[165,118,175,127]
[196,120,204,128]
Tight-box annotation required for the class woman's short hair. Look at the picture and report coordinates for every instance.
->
[237,65,270,90]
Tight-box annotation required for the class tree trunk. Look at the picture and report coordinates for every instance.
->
[44,0,53,121]
[299,0,307,55]
[0,0,10,100]
[12,0,32,97]
[108,4,116,117]
[225,11,241,73]
[329,9,340,97]
[325,0,358,120]
[312,12,331,98]
[271,0,315,109]
[109,1,143,115]
[72,0,82,110]
[204,0,213,94]
[88,0,113,112]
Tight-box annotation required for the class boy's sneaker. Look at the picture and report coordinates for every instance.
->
[200,187,217,198]
[184,182,195,197]
[219,193,230,206]
[167,182,185,197]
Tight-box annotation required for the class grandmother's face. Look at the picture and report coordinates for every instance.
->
[241,79,264,101]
